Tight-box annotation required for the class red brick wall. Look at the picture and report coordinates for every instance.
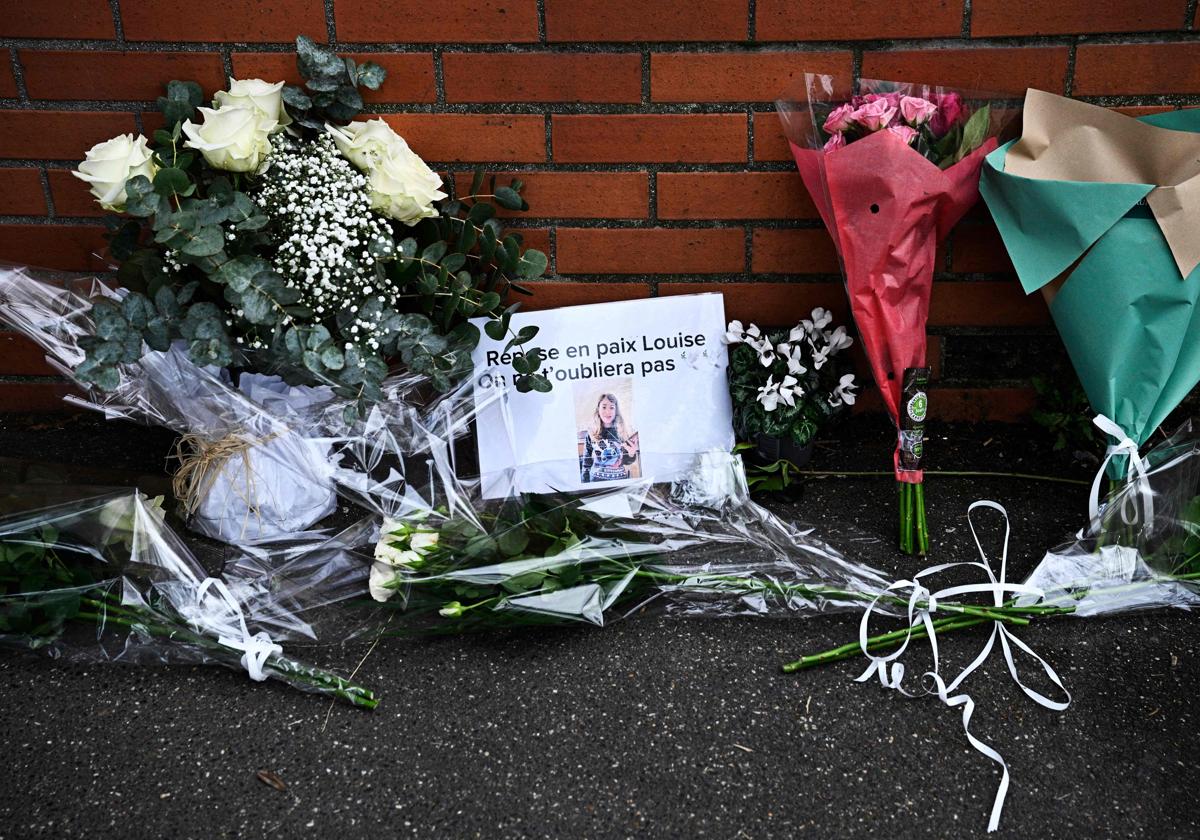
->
[0,1,1196,418]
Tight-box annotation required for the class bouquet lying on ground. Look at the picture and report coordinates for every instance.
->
[71,35,549,403]
[980,90,1200,516]
[777,76,1010,555]
[781,419,1200,831]
[0,491,377,707]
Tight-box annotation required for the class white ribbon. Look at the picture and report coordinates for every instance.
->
[195,577,282,682]
[1089,414,1155,527]
[854,500,1071,832]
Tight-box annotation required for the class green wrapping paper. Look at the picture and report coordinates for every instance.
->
[980,94,1200,480]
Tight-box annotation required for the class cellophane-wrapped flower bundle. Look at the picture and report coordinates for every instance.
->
[0,35,553,543]
[0,491,378,707]
[776,75,1012,555]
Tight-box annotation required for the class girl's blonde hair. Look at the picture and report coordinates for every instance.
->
[588,392,630,441]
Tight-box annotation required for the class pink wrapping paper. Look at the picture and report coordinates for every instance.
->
[789,131,997,482]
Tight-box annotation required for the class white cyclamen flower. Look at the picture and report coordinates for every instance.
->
[365,144,446,225]
[183,105,275,173]
[757,375,784,411]
[746,335,775,367]
[72,133,158,211]
[215,77,291,130]
[326,118,409,170]
[811,341,831,371]
[724,320,746,344]
[776,342,808,376]
[802,307,833,336]
[825,325,853,352]
[831,373,858,406]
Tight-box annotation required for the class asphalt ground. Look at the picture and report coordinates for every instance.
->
[0,411,1197,839]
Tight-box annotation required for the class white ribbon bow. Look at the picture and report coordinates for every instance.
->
[1089,414,1155,527]
[196,577,282,682]
[854,500,1071,832]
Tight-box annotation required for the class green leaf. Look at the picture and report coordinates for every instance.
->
[123,175,162,217]
[441,252,467,273]
[152,167,191,197]
[494,186,525,211]
[468,167,485,198]
[156,80,203,129]
[515,248,548,280]
[484,319,506,341]
[178,225,224,258]
[320,345,345,370]
[497,527,530,557]
[356,61,387,90]
[120,293,156,329]
[467,201,495,225]
[296,35,346,82]
[955,104,990,163]
[421,241,448,264]
[282,84,312,111]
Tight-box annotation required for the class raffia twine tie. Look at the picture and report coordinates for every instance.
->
[170,431,280,519]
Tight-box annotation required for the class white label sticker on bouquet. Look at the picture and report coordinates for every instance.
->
[470,293,734,499]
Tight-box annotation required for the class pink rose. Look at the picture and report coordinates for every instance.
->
[823,103,855,134]
[899,96,938,126]
[863,92,902,109]
[849,98,897,132]
[823,132,846,152]
[887,124,918,145]
[930,92,964,135]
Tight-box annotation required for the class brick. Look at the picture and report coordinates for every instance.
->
[0,382,79,413]
[0,0,114,39]
[122,0,326,42]
[861,47,1070,97]
[756,0,961,40]
[0,111,137,160]
[557,228,744,274]
[508,227,551,257]
[546,0,747,42]
[381,114,546,162]
[553,114,746,164]
[21,51,226,102]
[0,169,47,216]
[0,333,57,376]
[336,1,539,43]
[652,52,851,103]
[751,228,839,273]
[0,63,17,99]
[1112,105,1178,118]
[516,282,652,311]
[949,224,1015,275]
[661,281,844,325]
[455,171,649,219]
[47,169,104,217]
[659,172,817,220]
[231,52,436,103]
[1074,42,1200,96]
[930,281,1049,327]
[0,224,109,271]
[754,111,809,163]
[445,53,641,104]
[853,386,1036,422]
[972,0,1186,36]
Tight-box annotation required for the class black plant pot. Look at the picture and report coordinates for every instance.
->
[749,434,814,468]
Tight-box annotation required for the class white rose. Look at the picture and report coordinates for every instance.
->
[72,133,158,212]
[409,531,439,555]
[325,118,407,170]
[367,146,446,226]
[182,105,276,173]
[374,540,422,568]
[368,560,400,602]
[214,77,291,131]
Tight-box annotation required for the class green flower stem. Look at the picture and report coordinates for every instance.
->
[77,595,378,709]
[797,469,1089,486]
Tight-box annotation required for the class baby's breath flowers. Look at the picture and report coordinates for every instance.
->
[257,134,398,356]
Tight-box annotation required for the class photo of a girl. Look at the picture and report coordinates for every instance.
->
[576,383,641,484]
